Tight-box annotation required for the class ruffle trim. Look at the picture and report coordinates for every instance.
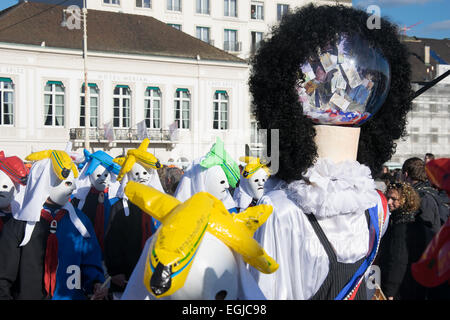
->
[287,158,379,218]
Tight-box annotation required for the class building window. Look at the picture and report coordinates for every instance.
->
[251,2,264,20]
[196,26,210,43]
[277,4,289,21]
[430,104,438,113]
[167,0,181,11]
[168,23,182,30]
[174,88,190,129]
[0,78,14,126]
[251,31,263,53]
[224,0,237,17]
[44,81,65,127]
[145,87,161,129]
[113,85,131,128]
[80,83,99,128]
[224,29,239,51]
[103,0,120,5]
[213,91,228,130]
[196,0,210,14]
[136,0,151,8]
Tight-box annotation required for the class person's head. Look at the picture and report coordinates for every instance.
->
[249,4,412,182]
[205,165,229,201]
[128,162,152,185]
[48,170,77,206]
[382,166,389,174]
[89,165,110,192]
[0,170,15,209]
[402,157,428,184]
[385,182,421,213]
[424,153,435,164]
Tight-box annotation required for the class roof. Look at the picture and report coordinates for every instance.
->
[402,36,450,83]
[0,2,245,64]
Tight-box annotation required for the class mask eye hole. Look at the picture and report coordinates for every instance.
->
[143,172,147,175]
[254,179,259,183]
[2,185,8,189]
[220,180,226,184]
[97,174,101,178]
[65,181,72,187]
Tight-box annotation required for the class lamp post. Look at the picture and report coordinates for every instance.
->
[82,0,90,150]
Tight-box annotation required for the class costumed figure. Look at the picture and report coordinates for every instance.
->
[174,137,240,213]
[0,151,28,234]
[248,4,413,299]
[104,139,163,299]
[233,156,270,212]
[71,149,122,252]
[121,181,278,300]
[0,150,107,300]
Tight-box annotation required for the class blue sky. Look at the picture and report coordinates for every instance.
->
[353,0,450,39]
[0,0,448,39]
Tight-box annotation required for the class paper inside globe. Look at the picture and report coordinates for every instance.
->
[296,33,390,126]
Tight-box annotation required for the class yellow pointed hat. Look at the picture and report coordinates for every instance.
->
[239,156,270,179]
[26,150,78,180]
[113,138,162,181]
[124,181,278,298]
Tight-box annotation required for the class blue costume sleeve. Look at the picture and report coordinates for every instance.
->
[75,208,105,294]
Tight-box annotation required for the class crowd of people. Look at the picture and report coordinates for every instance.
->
[374,154,449,300]
[1,4,449,302]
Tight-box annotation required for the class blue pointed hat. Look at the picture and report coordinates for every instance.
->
[79,149,121,176]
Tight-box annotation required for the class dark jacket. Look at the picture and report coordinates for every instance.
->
[379,209,428,300]
[413,181,441,237]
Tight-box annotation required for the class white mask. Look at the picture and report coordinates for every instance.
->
[49,170,76,206]
[169,233,238,300]
[204,166,229,201]
[0,170,14,209]
[246,168,268,201]
[89,165,110,192]
[129,163,151,185]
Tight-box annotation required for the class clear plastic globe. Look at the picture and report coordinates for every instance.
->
[295,33,391,126]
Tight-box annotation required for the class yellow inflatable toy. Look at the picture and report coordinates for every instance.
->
[239,156,271,179]
[114,138,162,181]
[124,181,278,298]
[26,150,78,180]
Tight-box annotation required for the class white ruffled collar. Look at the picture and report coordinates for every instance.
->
[287,158,379,218]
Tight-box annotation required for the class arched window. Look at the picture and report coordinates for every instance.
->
[44,81,65,126]
[113,85,131,128]
[0,77,14,125]
[174,88,190,129]
[80,83,99,127]
[213,90,228,130]
[144,87,161,129]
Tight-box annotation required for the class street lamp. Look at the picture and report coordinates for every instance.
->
[82,0,90,150]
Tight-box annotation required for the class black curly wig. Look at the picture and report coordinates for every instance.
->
[249,4,413,183]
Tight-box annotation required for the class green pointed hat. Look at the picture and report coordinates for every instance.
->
[200,137,240,188]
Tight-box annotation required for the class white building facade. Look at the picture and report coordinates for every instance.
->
[391,63,450,166]
[0,5,250,164]
[86,0,351,59]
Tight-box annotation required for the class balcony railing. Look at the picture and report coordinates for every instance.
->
[69,127,175,144]
[224,41,242,52]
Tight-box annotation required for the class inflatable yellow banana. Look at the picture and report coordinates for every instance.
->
[26,150,78,180]
[124,181,279,298]
[113,139,162,181]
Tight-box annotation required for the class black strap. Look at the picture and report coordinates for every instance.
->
[306,213,338,263]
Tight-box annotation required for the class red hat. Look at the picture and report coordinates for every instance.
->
[0,151,28,185]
